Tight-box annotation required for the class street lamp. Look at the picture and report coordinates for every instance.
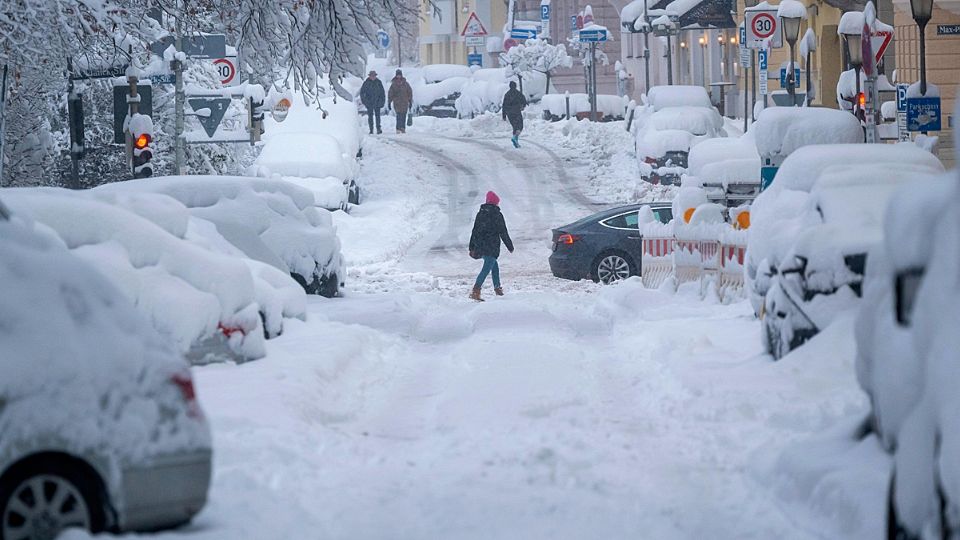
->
[841,27,863,116]
[698,35,707,87]
[680,40,687,84]
[781,16,802,104]
[910,0,934,95]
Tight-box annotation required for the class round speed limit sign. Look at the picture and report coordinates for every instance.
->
[213,57,237,86]
[751,13,776,39]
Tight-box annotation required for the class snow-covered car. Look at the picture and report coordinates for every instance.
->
[3,188,268,364]
[97,176,346,297]
[634,86,723,185]
[747,144,944,358]
[685,134,761,207]
[849,168,960,538]
[0,201,211,539]
[258,94,363,208]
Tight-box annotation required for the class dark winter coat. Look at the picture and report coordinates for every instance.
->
[501,88,527,118]
[469,204,514,259]
[360,78,386,109]
[388,76,414,114]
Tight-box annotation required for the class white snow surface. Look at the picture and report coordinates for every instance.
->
[777,0,807,20]
[647,85,713,110]
[753,107,863,158]
[838,11,866,36]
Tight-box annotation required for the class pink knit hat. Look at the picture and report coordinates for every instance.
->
[485,191,500,205]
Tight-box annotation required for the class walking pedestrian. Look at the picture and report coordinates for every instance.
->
[359,71,385,135]
[501,81,527,148]
[388,69,414,134]
[468,191,514,301]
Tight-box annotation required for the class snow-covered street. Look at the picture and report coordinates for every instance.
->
[160,120,866,539]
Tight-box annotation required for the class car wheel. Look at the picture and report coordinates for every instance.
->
[593,252,634,285]
[0,460,106,540]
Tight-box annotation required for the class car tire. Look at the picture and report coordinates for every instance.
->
[0,458,107,540]
[592,251,635,285]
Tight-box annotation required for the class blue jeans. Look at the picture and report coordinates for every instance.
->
[474,256,500,288]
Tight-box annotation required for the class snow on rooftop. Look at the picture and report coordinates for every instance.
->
[753,107,863,158]
[620,0,657,22]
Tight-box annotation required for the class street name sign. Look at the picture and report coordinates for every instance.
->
[71,63,128,80]
[150,34,227,59]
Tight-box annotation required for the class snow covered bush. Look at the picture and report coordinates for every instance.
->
[498,39,573,93]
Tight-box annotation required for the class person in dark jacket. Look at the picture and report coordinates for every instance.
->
[388,69,414,134]
[359,71,385,134]
[468,190,514,301]
[501,81,527,148]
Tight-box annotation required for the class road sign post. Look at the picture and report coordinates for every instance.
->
[540,0,551,40]
[578,27,607,121]
[896,83,909,141]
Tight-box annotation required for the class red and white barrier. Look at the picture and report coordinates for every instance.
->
[641,236,674,288]
[639,229,747,301]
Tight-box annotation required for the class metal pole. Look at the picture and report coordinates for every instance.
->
[918,20,928,96]
[667,34,674,85]
[174,9,185,175]
[805,49,812,105]
[750,50,756,121]
[0,64,7,187]
[744,55,749,132]
[66,60,80,189]
[126,51,139,179]
[788,44,795,104]
[643,1,651,93]
[700,43,706,87]
[590,42,598,120]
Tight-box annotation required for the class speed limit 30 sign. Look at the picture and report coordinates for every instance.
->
[213,55,241,87]
[745,9,782,49]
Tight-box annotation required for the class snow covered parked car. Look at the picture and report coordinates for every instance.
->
[0,201,211,539]
[634,86,723,185]
[850,167,960,538]
[747,144,944,358]
[97,176,345,297]
[3,188,269,364]
[255,94,363,208]
[685,134,761,207]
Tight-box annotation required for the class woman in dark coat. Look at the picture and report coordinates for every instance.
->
[468,191,514,301]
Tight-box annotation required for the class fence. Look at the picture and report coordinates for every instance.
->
[641,232,747,301]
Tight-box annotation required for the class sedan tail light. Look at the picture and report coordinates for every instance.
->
[171,372,202,418]
[644,156,658,165]
[557,233,577,245]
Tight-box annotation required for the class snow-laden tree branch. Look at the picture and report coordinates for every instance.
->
[499,39,572,93]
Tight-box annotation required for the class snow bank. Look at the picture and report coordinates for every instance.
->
[255,132,352,181]
[422,64,473,83]
[0,211,211,496]
[541,93,629,119]
[753,107,863,158]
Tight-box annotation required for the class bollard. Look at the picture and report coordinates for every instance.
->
[565,93,571,120]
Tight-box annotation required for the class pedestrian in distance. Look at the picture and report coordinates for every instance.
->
[501,81,527,148]
[388,69,414,134]
[359,70,385,135]
[468,191,514,302]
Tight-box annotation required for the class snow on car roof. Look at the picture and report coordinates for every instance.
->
[687,137,759,177]
[650,107,722,136]
[753,107,863,158]
[647,85,712,111]
[773,143,945,194]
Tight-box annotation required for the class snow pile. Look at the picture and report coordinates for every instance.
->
[255,132,353,181]
[541,93,629,120]
[777,0,807,19]
[3,188,267,363]
[0,211,211,491]
[96,176,345,295]
[837,11,865,36]
[753,107,863,158]
[422,64,473,83]
[649,107,722,136]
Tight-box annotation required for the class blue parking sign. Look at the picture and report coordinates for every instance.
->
[571,15,577,31]
[541,4,550,20]
[896,84,908,112]
[907,96,942,131]
[779,67,800,88]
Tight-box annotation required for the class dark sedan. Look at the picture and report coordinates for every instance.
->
[549,203,673,284]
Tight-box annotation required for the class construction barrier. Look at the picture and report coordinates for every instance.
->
[639,233,747,301]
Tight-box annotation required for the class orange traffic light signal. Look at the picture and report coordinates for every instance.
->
[134,133,150,149]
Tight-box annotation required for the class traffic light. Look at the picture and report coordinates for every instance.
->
[132,132,153,178]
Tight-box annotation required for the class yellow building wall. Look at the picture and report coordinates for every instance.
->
[419,0,509,67]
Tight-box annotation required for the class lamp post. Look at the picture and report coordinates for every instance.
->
[781,15,802,105]
[841,29,863,117]
[680,40,687,84]
[698,35,707,87]
[718,33,726,80]
[910,0,934,96]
